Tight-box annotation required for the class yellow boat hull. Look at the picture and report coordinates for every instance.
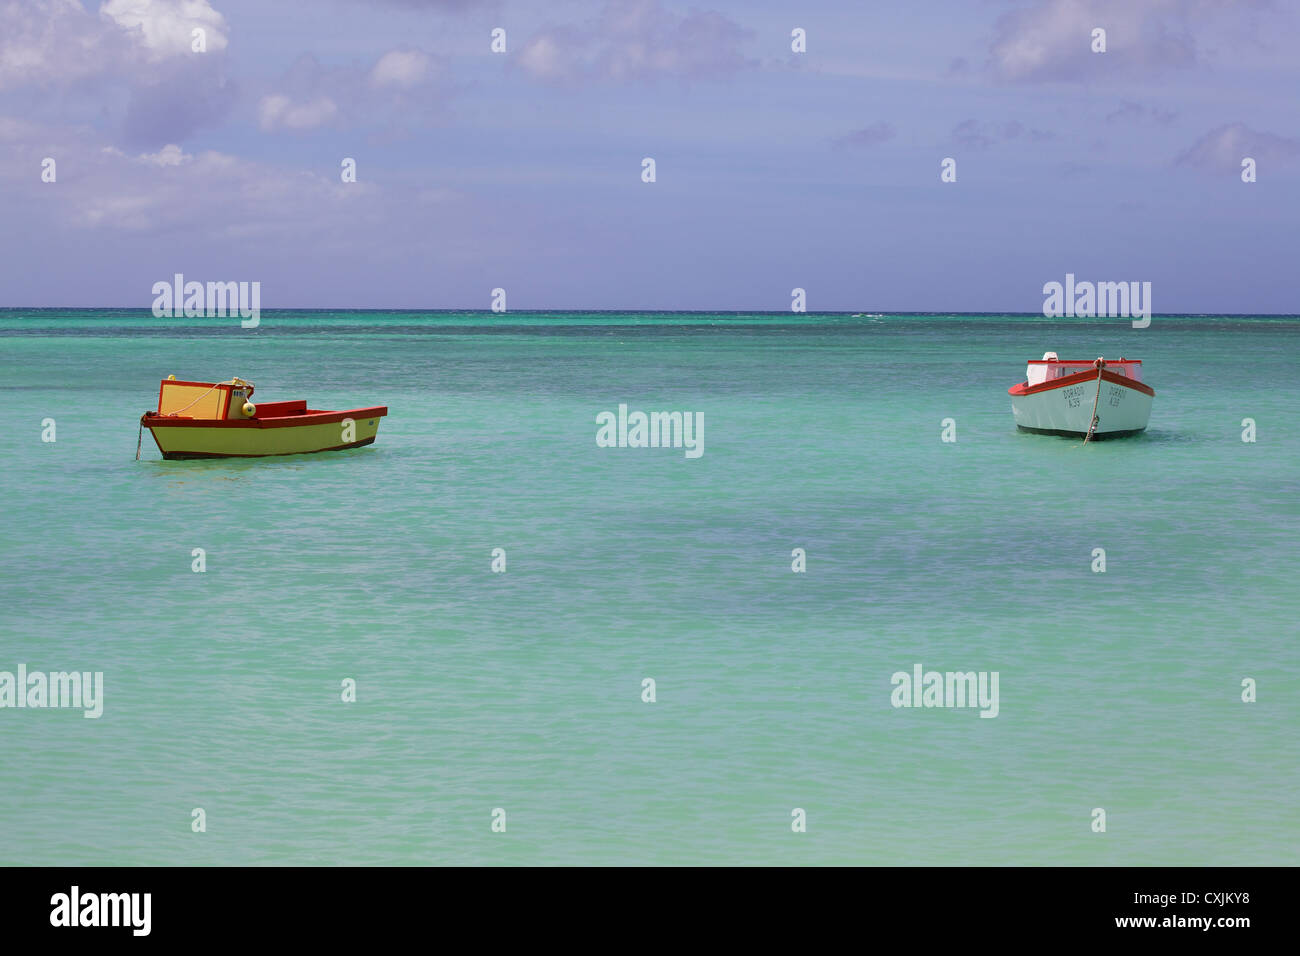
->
[146,414,384,460]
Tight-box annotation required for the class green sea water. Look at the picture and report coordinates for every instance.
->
[1,309,1296,866]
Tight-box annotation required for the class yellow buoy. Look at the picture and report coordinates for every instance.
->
[241,402,257,418]
[167,374,176,380]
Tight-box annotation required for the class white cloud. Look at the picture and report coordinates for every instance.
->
[257,94,339,131]
[100,0,229,59]
[0,122,363,237]
[0,0,235,148]
[516,0,755,85]
[1175,123,1300,173]
[0,0,113,89]
[139,143,191,165]
[986,0,1246,83]
[517,30,580,83]
[369,49,431,89]
[258,48,445,135]
[0,0,228,90]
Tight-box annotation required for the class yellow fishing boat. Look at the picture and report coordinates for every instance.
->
[138,377,387,460]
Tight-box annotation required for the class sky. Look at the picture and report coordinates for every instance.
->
[0,0,1297,312]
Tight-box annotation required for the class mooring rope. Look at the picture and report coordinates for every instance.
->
[1083,358,1105,444]
[136,413,147,460]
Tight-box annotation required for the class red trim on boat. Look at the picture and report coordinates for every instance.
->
[144,406,388,429]
[162,378,238,388]
[249,400,308,418]
[1026,358,1142,364]
[1008,368,1155,398]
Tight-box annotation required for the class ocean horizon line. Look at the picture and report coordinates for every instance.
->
[2,307,1298,318]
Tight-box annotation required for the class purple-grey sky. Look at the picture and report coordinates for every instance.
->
[1,0,1297,312]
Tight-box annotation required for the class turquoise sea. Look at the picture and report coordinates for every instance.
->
[1,309,1296,866]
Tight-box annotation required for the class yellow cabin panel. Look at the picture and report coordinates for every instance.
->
[158,382,228,420]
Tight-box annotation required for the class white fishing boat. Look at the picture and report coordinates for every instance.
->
[1009,352,1154,439]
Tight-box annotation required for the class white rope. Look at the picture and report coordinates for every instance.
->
[1083,359,1105,444]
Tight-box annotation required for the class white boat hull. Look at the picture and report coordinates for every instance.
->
[1010,368,1153,438]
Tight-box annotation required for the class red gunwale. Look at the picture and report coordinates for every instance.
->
[1009,368,1155,398]
[144,406,388,428]
[249,400,307,418]
[1026,359,1142,364]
